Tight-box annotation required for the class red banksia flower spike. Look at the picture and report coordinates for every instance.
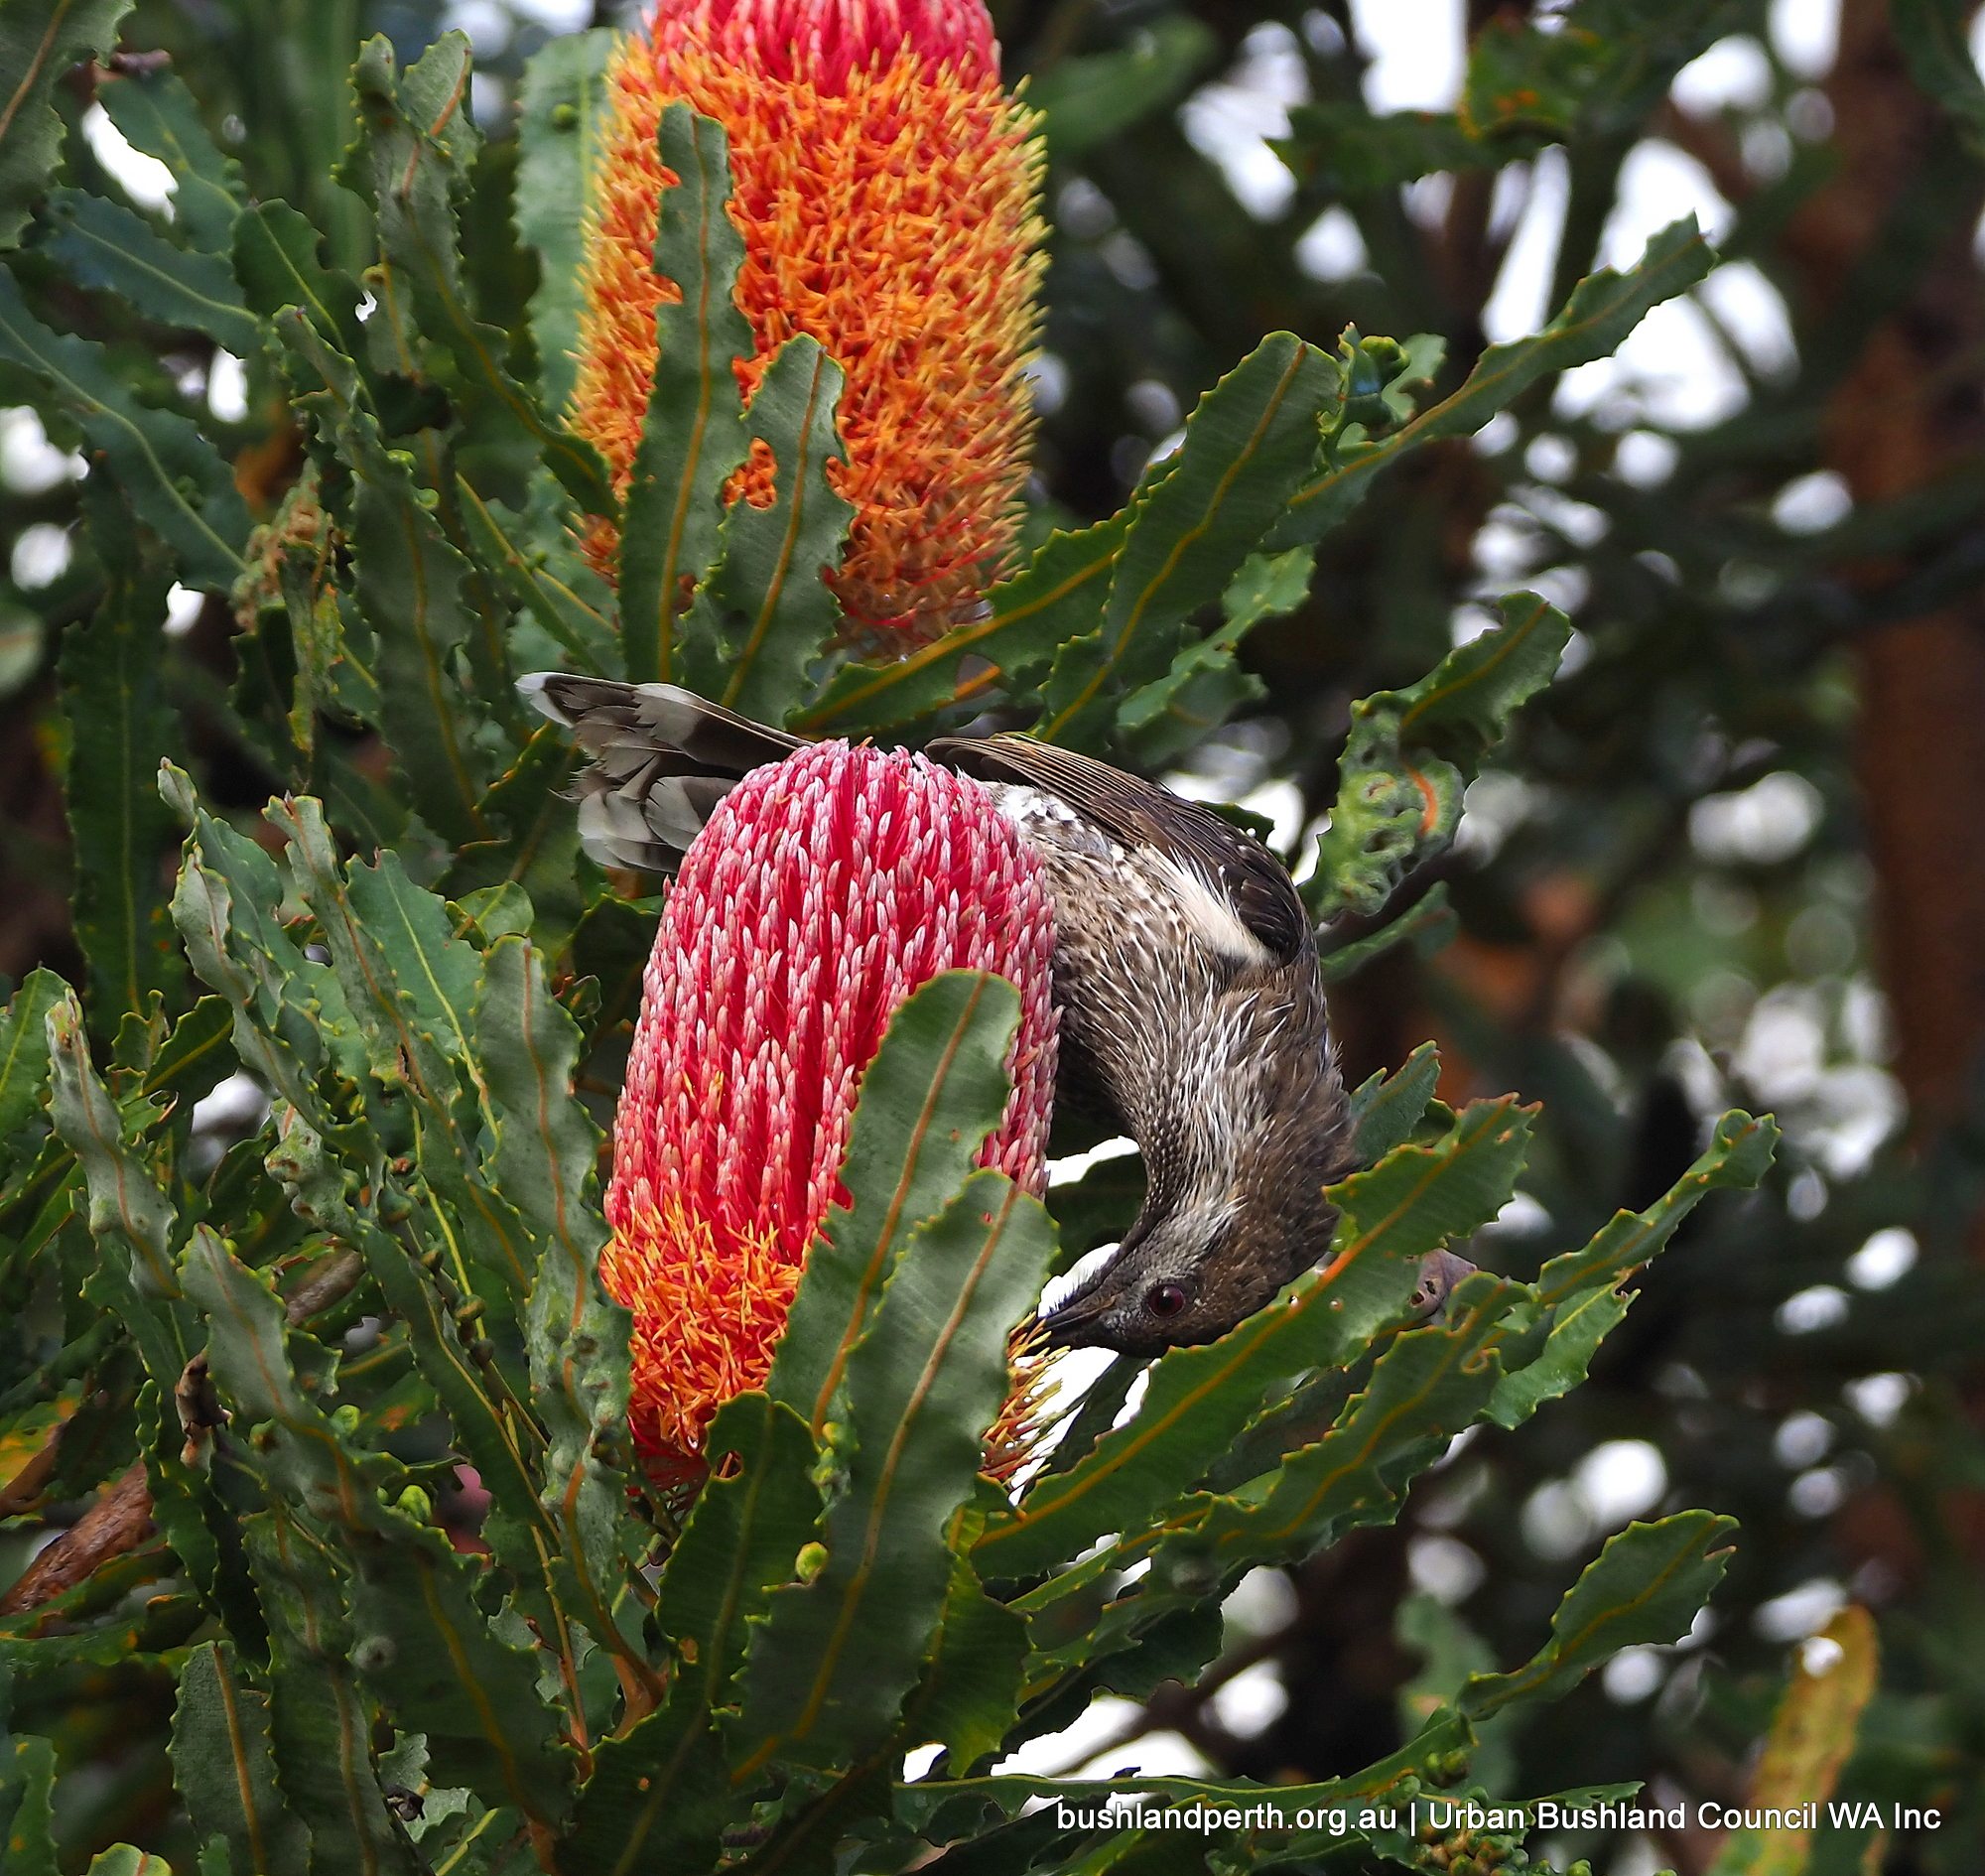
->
[603,740,1058,1480]
[572,0,1046,639]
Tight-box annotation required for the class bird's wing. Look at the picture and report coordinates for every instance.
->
[519,674,806,873]
[930,733,1313,965]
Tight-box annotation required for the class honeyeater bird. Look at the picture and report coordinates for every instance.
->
[522,673,1470,1355]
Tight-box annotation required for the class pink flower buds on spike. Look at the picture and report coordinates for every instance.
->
[603,740,1058,1478]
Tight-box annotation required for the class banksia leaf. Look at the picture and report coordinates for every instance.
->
[677,333,854,722]
[795,510,1130,737]
[1460,1511,1740,1718]
[0,0,132,250]
[1487,1111,1781,1430]
[41,188,259,355]
[613,101,754,684]
[977,1100,1528,1582]
[0,972,68,1187]
[1146,1278,1523,1585]
[0,272,248,590]
[515,30,615,415]
[565,1393,818,1872]
[171,1643,311,1876]
[1268,217,1713,550]
[731,1167,1056,1774]
[240,1515,411,1876]
[184,1228,575,1825]
[2,1732,60,1876]
[1309,591,1570,924]
[61,580,184,1037]
[1033,334,1337,749]
[96,66,246,254]
[764,971,1038,1431]
[345,35,613,516]
[269,316,495,843]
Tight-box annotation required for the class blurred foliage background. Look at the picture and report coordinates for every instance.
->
[1,0,1982,1871]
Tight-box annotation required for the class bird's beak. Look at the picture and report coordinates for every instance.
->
[1030,1292,1112,1350]
[1410,1249,1479,1320]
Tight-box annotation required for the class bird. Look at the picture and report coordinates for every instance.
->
[521,672,1469,1356]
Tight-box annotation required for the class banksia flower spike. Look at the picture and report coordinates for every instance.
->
[604,741,1058,1478]
[573,0,1046,637]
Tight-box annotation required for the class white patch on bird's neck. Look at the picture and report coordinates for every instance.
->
[1156,855,1272,966]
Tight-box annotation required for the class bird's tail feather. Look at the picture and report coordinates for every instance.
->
[518,673,804,874]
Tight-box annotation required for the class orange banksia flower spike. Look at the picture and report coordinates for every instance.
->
[603,741,1058,1479]
[572,0,1047,639]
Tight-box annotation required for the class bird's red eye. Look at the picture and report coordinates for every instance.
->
[1145,1282,1187,1318]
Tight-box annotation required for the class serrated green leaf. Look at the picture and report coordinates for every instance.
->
[260,1100,563,1636]
[1034,335,1335,746]
[458,475,616,675]
[565,1393,818,1875]
[1347,1041,1441,1164]
[1389,589,1574,764]
[735,1168,1056,1774]
[346,35,612,515]
[798,511,1127,735]
[61,580,183,1034]
[619,102,754,682]
[165,763,370,1139]
[514,29,613,414]
[0,969,66,1183]
[85,1848,179,1876]
[1487,1110,1778,1428]
[680,334,852,723]
[1146,1278,1520,1584]
[1119,538,1309,765]
[1271,219,1712,549]
[271,797,534,1317]
[45,990,179,1310]
[344,1518,574,1825]
[908,1546,1028,1772]
[1460,1511,1740,1717]
[766,970,1024,1434]
[97,65,245,254]
[43,187,259,354]
[0,0,133,250]
[2,1732,59,1876]
[232,201,367,359]
[172,1642,312,1876]
[1307,592,1568,923]
[0,269,247,587]
[241,1512,411,1876]
[1117,618,1264,764]
[475,934,652,1676]
[270,309,493,842]
[980,1100,1528,1581]
[183,1226,574,1824]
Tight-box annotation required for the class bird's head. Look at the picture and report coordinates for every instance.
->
[1031,1201,1481,1357]
[1034,1188,1337,1357]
